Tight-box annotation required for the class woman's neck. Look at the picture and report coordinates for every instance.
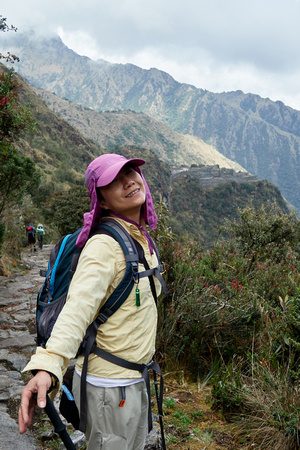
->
[109,211,141,227]
[109,211,153,254]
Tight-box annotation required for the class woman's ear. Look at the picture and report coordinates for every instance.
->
[100,200,109,210]
[97,187,109,210]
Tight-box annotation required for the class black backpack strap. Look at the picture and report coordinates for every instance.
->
[78,322,98,431]
[131,238,158,304]
[70,219,139,282]
[94,219,167,296]
[77,219,167,435]
[138,232,168,295]
[78,221,139,432]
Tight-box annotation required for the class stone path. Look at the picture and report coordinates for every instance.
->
[0,245,161,449]
[0,245,52,449]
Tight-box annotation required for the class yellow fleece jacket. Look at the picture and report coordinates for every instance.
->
[23,218,160,389]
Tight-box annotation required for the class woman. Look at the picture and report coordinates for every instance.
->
[18,153,162,450]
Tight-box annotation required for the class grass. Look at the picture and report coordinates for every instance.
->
[152,373,236,449]
[228,366,300,449]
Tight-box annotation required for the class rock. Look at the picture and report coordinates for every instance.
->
[41,429,56,440]
[144,423,161,449]
[0,366,24,401]
[58,430,86,449]
[6,352,29,371]
[0,333,36,349]
[0,349,9,360]
[0,311,14,325]
[0,291,30,306]
[0,330,11,339]
[0,404,38,449]
[12,312,34,323]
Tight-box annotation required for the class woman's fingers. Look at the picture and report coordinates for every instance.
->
[18,371,52,434]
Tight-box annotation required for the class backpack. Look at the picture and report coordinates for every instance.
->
[36,218,167,436]
[26,225,35,237]
[36,218,166,346]
[36,225,44,237]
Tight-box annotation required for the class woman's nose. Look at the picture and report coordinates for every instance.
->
[124,178,134,188]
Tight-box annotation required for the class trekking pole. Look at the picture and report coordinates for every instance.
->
[42,394,76,450]
[153,371,166,450]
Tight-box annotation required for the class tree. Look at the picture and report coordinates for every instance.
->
[42,186,91,236]
[0,149,40,215]
[0,16,19,63]
[0,68,40,213]
[0,69,36,152]
[0,17,40,253]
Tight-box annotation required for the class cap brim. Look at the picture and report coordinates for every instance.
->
[96,158,145,187]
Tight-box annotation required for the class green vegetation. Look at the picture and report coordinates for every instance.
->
[155,201,300,448]
[0,21,40,258]
[170,174,289,247]
[42,185,91,236]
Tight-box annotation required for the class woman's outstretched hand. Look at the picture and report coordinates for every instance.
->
[18,370,52,434]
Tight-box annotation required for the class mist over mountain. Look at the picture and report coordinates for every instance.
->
[2,31,300,212]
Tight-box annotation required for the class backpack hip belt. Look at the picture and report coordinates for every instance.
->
[80,344,164,435]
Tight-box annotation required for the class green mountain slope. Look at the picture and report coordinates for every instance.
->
[1,64,290,247]
[5,67,101,183]
[170,175,289,246]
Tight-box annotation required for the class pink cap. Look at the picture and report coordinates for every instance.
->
[76,154,157,247]
[86,154,145,189]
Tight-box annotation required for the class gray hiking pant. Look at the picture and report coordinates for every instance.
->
[73,371,148,450]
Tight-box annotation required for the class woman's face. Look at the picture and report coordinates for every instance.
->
[99,165,146,222]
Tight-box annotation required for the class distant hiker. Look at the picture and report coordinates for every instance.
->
[18,153,166,450]
[36,224,45,250]
[26,224,36,252]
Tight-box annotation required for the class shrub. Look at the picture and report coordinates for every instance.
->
[41,185,90,236]
[156,202,300,378]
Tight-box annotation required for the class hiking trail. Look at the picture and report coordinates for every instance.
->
[0,245,160,449]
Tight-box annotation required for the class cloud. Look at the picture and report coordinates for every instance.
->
[2,0,300,110]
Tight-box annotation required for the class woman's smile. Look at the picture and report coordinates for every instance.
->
[126,188,140,198]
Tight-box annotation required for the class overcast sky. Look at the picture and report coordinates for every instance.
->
[2,0,300,110]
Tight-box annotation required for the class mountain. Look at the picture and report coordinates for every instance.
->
[0,62,171,200]
[3,32,299,212]
[2,31,299,211]
[0,62,289,246]
[4,66,100,184]
[32,86,245,171]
